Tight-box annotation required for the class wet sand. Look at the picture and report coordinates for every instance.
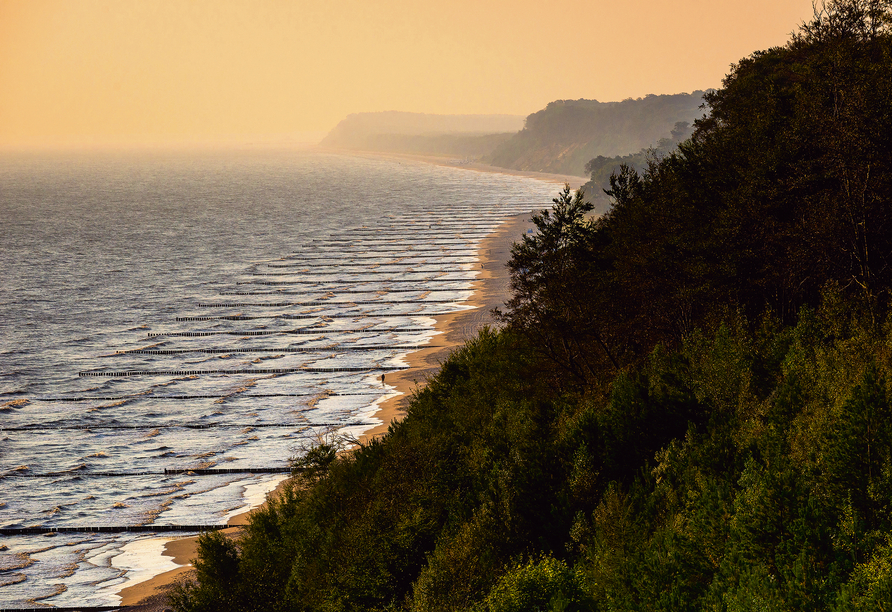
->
[119,155,584,608]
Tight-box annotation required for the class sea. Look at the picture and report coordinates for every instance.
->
[0,147,557,607]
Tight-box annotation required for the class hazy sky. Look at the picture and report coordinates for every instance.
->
[0,0,817,147]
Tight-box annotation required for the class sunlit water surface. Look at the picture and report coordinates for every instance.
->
[0,148,556,607]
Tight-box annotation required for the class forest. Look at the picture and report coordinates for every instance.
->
[318,98,703,177]
[172,1,892,610]
[580,120,695,213]
[484,93,704,178]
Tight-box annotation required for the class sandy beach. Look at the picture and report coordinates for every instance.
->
[119,155,586,609]
[359,209,538,441]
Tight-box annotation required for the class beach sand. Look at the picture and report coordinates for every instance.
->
[119,156,586,608]
[359,210,538,440]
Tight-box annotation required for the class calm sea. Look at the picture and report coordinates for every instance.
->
[0,148,556,607]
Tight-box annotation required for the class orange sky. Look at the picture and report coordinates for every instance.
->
[0,0,817,147]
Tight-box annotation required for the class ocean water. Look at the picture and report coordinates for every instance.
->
[0,148,556,607]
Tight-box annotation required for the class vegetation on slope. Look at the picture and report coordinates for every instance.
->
[173,2,892,610]
[319,99,704,176]
[485,93,705,178]
[580,120,694,208]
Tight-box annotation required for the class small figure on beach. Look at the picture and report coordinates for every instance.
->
[381,373,386,387]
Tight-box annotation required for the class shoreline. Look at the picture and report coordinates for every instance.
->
[117,478,287,606]
[118,212,538,607]
[357,210,538,442]
[119,152,583,608]
[314,146,588,189]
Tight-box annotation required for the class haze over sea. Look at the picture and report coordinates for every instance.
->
[0,148,556,607]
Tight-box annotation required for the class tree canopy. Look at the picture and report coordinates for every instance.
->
[172,3,892,610]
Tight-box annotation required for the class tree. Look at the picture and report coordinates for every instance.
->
[498,185,620,385]
[797,0,892,43]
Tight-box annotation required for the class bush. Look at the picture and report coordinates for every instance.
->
[476,557,593,612]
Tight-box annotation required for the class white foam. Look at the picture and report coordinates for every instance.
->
[221,474,290,524]
[111,536,183,600]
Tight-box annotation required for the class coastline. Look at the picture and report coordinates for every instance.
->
[304,147,587,443]
[314,146,588,189]
[358,210,537,441]
[119,152,585,608]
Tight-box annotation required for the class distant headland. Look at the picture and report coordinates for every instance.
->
[320,92,707,180]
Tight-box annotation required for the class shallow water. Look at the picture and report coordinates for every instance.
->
[0,148,556,606]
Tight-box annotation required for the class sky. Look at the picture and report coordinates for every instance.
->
[0,0,818,148]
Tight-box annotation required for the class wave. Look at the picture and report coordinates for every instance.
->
[0,150,556,605]
[0,399,29,410]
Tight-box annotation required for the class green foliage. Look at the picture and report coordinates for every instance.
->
[290,439,338,481]
[499,1,892,381]
[175,293,892,612]
[169,531,246,611]
[475,557,593,612]
[175,5,892,611]
[834,536,892,611]
[497,186,614,386]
